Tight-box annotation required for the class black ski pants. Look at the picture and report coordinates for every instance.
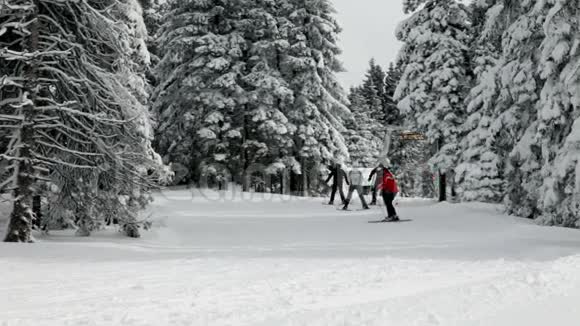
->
[382,191,398,217]
[329,183,346,204]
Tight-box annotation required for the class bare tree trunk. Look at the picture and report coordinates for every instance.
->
[439,172,447,202]
[4,172,35,242]
[241,113,249,192]
[301,159,308,197]
[4,2,39,243]
[32,195,42,228]
[75,209,92,237]
[4,93,37,242]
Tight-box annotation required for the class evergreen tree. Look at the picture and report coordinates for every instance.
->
[454,0,546,215]
[360,76,383,122]
[138,0,164,86]
[389,135,431,197]
[344,88,382,167]
[384,62,402,125]
[534,0,580,227]
[393,0,580,229]
[49,0,167,237]
[139,0,163,37]
[0,0,161,242]
[496,2,545,218]
[238,0,296,190]
[152,0,249,183]
[455,0,506,203]
[360,59,386,120]
[152,0,349,194]
[357,59,401,126]
[278,0,350,192]
[395,0,470,186]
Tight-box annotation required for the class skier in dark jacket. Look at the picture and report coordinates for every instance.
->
[367,163,384,205]
[325,163,349,205]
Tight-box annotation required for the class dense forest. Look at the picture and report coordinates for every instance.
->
[1,0,580,242]
[396,0,580,227]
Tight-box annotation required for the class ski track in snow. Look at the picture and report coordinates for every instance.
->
[1,189,580,325]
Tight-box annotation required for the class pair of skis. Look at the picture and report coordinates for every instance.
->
[368,218,412,223]
[324,203,411,222]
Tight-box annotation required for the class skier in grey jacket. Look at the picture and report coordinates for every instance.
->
[342,168,370,210]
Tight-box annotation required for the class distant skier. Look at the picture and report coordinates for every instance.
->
[378,160,399,221]
[367,163,384,205]
[342,168,370,210]
[325,163,349,205]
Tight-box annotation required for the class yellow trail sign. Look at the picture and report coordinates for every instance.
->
[399,132,426,141]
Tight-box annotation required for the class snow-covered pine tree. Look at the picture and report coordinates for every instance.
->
[138,0,163,87]
[80,0,165,237]
[455,0,507,203]
[41,0,165,238]
[495,2,546,218]
[344,88,382,167]
[384,62,402,125]
[236,0,297,191]
[359,78,383,124]
[452,1,549,211]
[533,0,580,227]
[389,134,431,197]
[0,0,161,242]
[278,0,350,193]
[152,0,249,184]
[360,59,387,122]
[139,0,162,41]
[395,0,471,187]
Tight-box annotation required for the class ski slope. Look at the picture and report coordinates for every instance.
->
[2,188,580,325]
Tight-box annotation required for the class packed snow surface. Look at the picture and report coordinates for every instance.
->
[2,188,580,325]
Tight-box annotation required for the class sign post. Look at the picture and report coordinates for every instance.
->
[436,138,446,202]
[379,127,440,200]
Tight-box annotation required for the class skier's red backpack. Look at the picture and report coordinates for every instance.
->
[381,169,399,193]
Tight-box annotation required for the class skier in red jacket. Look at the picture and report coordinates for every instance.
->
[378,159,399,221]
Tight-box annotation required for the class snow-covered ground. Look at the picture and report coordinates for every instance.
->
[2,188,580,325]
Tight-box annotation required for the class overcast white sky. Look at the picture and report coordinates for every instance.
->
[332,0,406,88]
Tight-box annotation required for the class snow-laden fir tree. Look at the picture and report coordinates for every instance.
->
[533,0,580,227]
[360,78,383,124]
[278,0,350,192]
[344,88,382,167]
[0,0,163,242]
[356,59,401,126]
[389,135,432,198]
[152,0,249,183]
[455,0,507,203]
[51,0,168,237]
[138,0,163,43]
[153,0,300,190]
[235,1,297,191]
[384,62,402,125]
[450,0,545,210]
[360,59,387,122]
[138,0,164,87]
[494,2,546,219]
[395,0,471,184]
[152,0,350,193]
